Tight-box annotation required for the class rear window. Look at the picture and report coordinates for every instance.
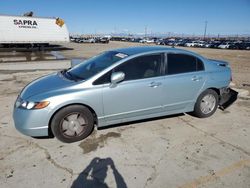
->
[167,54,204,75]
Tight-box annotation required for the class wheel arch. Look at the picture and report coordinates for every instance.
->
[195,87,220,104]
[191,87,220,118]
[48,103,98,137]
[207,87,220,96]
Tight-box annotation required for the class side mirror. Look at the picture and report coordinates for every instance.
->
[111,72,125,84]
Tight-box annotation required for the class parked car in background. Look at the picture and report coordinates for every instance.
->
[172,40,186,46]
[13,46,237,143]
[77,38,96,43]
[185,41,198,47]
[70,37,76,42]
[145,39,155,43]
[166,40,175,46]
[228,42,250,50]
[157,39,168,45]
[207,41,222,48]
[243,42,250,50]
[155,38,167,45]
[130,38,142,42]
[204,42,213,48]
[196,41,206,47]
[218,42,232,49]
[228,42,241,49]
[96,37,110,43]
[139,38,155,43]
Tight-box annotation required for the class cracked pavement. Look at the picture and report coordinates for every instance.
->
[1,45,250,188]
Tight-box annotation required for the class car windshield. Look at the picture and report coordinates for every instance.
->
[65,51,128,81]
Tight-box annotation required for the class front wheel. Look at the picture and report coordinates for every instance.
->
[51,105,94,143]
[192,89,219,118]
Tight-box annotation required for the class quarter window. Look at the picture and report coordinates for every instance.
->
[197,58,204,71]
[167,54,204,75]
[93,71,112,85]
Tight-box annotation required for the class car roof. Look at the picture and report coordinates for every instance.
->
[114,46,198,56]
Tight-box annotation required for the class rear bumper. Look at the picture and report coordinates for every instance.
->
[219,88,238,110]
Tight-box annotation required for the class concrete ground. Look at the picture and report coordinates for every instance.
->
[0,43,250,188]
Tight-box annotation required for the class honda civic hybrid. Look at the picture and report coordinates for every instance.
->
[13,46,237,142]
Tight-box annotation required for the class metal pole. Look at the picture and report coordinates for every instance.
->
[203,21,207,40]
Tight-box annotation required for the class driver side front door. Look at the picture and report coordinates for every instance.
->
[100,53,165,125]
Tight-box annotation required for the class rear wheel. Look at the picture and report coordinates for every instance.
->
[192,89,219,118]
[51,105,94,143]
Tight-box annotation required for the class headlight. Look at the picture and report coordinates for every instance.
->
[15,98,50,110]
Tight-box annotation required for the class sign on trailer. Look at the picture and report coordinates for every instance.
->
[0,14,69,44]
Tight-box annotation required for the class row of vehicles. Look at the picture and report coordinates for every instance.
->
[70,36,111,44]
[111,37,250,50]
[158,39,250,50]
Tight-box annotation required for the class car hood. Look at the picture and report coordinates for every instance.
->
[20,72,76,100]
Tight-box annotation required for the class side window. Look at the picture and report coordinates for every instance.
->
[114,54,162,81]
[167,54,204,75]
[93,54,163,85]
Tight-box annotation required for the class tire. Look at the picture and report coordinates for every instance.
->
[51,105,94,143]
[192,89,219,118]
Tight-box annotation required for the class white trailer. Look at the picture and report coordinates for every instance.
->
[0,14,69,47]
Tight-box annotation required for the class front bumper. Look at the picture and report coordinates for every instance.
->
[219,88,238,110]
[13,107,49,137]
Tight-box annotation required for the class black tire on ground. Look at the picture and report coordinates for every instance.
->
[192,89,219,118]
[51,105,94,143]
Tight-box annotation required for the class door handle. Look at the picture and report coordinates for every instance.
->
[149,82,162,88]
[191,76,202,81]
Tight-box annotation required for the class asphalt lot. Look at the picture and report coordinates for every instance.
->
[0,42,250,188]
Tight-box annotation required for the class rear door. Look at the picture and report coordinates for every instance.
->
[161,53,206,112]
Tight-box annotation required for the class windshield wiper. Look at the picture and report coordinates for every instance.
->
[66,71,85,81]
[60,70,76,81]
[65,71,77,81]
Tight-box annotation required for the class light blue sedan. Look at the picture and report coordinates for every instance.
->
[13,46,237,142]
